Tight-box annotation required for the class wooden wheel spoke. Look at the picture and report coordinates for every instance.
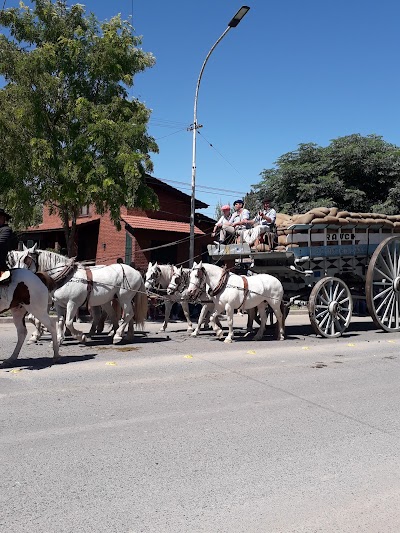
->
[381,293,395,323]
[310,277,352,338]
[367,235,400,332]
[374,265,393,282]
[316,309,329,320]
[375,289,393,315]
[378,254,394,279]
[385,245,396,276]
[372,286,392,302]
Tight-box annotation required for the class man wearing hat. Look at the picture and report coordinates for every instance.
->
[211,204,231,244]
[240,197,277,246]
[0,208,13,283]
[218,199,251,244]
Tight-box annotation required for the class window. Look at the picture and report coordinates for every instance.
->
[79,205,90,216]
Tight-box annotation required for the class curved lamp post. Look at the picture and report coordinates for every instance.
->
[189,6,250,267]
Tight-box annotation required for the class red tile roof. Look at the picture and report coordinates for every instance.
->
[26,216,101,232]
[122,215,204,235]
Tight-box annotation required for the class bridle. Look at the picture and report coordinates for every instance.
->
[188,266,206,300]
[167,269,189,294]
[145,265,162,290]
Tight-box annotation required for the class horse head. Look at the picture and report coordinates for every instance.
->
[166,266,184,295]
[144,261,161,291]
[187,261,206,299]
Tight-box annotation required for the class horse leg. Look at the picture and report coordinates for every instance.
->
[246,307,255,332]
[224,305,235,343]
[161,301,172,331]
[26,313,44,344]
[268,299,285,341]
[113,296,134,344]
[253,304,267,341]
[101,301,119,336]
[210,306,224,339]
[181,301,193,333]
[55,305,66,345]
[65,300,87,344]
[0,307,27,367]
[191,303,211,337]
[191,304,205,337]
[31,308,60,362]
[87,305,103,339]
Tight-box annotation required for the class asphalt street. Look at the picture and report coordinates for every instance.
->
[1,312,400,532]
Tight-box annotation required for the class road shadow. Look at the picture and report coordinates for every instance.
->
[0,353,96,371]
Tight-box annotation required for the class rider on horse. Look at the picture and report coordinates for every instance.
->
[0,208,13,284]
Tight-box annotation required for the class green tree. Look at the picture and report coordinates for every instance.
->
[254,134,400,215]
[0,0,158,256]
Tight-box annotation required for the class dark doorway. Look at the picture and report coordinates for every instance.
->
[151,240,177,264]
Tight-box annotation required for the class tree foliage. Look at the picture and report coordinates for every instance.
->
[0,0,158,255]
[252,134,400,215]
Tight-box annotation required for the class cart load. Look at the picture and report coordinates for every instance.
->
[208,206,400,338]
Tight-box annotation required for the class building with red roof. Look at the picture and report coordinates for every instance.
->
[20,176,215,270]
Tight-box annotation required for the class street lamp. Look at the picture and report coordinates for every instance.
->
[189,5,250,267]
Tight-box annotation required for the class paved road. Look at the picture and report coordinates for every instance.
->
[1,314,400,532]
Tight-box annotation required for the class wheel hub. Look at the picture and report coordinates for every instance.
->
[328,301,339,315]
[393,277,400,292]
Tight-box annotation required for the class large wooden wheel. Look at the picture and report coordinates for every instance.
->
[366,235,400,332]
[308,277,353,338]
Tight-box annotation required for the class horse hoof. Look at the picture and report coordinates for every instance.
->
[191,331,198,337]
[224,337,233,343]
[113,336,123,344]
[27,339,37,345]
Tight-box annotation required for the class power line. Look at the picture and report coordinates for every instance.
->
[160,177,247,196]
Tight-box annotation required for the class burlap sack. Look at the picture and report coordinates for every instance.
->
[310,208,328,217]
[295,213,315,224]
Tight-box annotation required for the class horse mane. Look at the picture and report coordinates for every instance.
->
[36,249,79,272]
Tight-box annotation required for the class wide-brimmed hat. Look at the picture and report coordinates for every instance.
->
[221,204,231,211]
[233,199,244,206]
[0,208,11,220]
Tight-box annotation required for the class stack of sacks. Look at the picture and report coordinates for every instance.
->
[273,208,400,253]
[277,207,400,231]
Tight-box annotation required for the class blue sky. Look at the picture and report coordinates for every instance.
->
[3,1,400,219]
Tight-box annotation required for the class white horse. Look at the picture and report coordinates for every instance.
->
[0,269,60,367]
[9,246,103,342]
[14,248,147,344]
[166,265,222,337]
[187,261,285,343]
[145,262,195,333]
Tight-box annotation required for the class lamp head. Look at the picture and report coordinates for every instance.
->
[228,6,250,28]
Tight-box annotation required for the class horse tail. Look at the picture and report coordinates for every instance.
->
[134,280,148,328]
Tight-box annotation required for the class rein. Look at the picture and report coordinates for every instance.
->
[207,265,229,297]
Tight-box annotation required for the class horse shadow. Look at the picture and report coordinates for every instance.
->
[1,353,97,371]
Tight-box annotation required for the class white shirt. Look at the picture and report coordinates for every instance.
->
[253,207,276,226]
[229,208,251,229]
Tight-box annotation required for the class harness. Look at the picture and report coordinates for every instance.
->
[239,276,249,310]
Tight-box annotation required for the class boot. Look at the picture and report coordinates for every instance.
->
[0,270,11,284]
